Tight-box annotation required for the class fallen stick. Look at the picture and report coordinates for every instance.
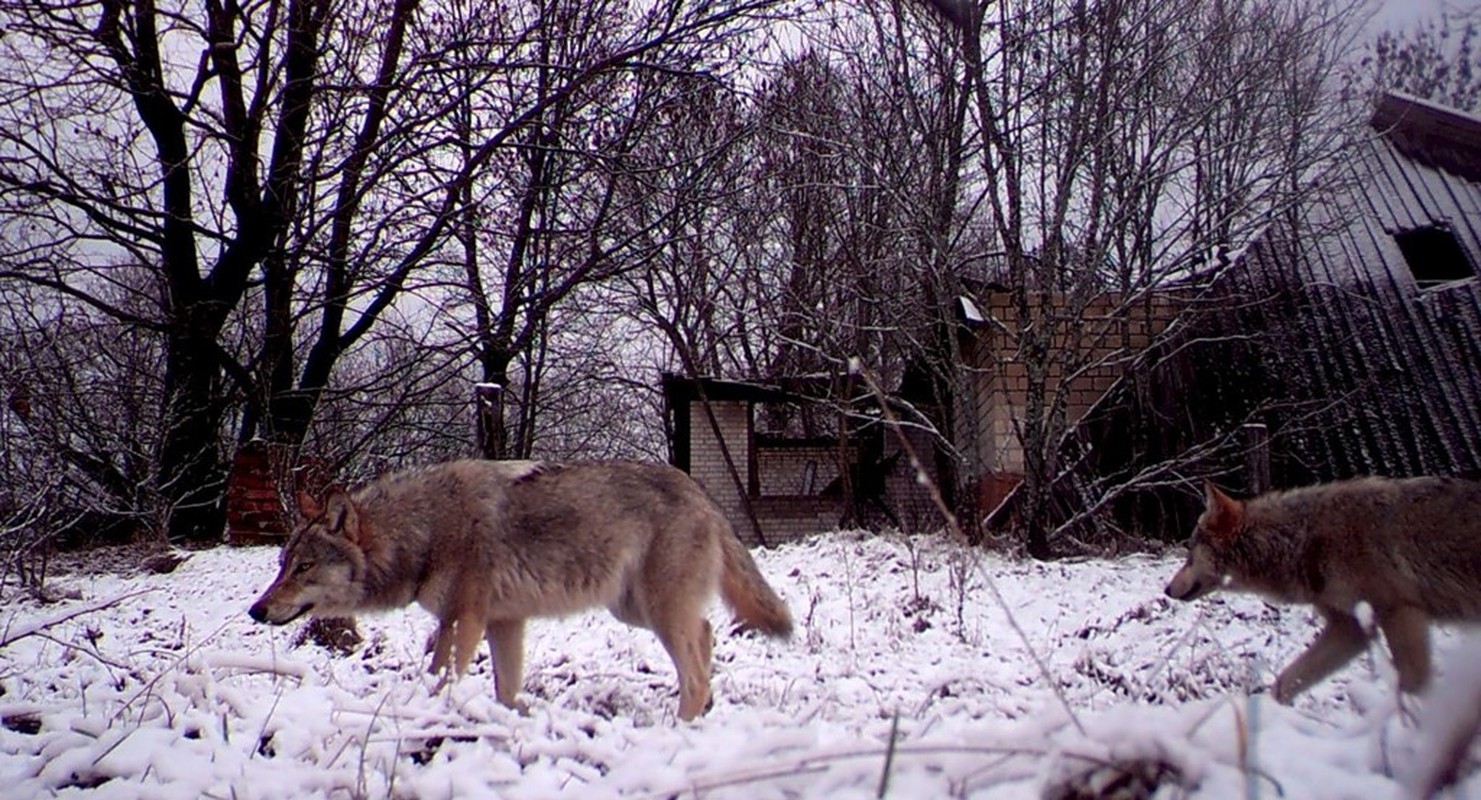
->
[0,588,155,648]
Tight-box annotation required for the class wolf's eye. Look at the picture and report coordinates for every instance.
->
[294,561,314,575]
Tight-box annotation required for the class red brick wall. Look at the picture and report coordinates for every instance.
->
[962,290,1186,480]
[225,441,332,545]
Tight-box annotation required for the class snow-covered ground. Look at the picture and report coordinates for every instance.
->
[0,531,1474,798]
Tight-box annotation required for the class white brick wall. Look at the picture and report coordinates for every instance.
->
[683,399,841,544]
[687,400,750,528]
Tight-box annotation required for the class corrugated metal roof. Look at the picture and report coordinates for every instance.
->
[1372,92,1481,183]
[1010,91,1481,543]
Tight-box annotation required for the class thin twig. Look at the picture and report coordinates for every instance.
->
[1,588,155,648]
[877,710,900,799]
[118,619,233,718]
[652,740,1125,799]
[250,684,286,761]
[853,359,1086,737]
[355,685,398,797]
[26,631,134,672]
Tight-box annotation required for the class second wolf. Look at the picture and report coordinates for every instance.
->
[248,459,793,720]
[1165,476,1481,703]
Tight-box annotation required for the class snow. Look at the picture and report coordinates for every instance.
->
[1405,637,1481,797]
[959,296,986,325]
[1,531,1475,798]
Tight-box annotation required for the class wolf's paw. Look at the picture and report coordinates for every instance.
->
[430,668,464,696]
[497,696,531,716]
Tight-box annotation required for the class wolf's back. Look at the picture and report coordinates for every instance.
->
[1286,477,1481,619]
[1383,477,1481,618]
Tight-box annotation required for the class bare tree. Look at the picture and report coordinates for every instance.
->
[0,269,163,588]
[1360,8,1481,112]
[0,0,787,541]
[941,0,1366,555]
[737,5,972,391]
[611,2,976,522]
[410,0,785,459]
[0,0,435,540]
[617,71,766,380]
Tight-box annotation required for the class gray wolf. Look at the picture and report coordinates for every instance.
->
[248,459,793,720]
[1165,477,1481,703]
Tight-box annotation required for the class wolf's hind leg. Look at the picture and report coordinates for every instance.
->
[486,619,526,710]
[700,619,714,671]
[451,610,484,677]
[654,611,713,721]
[1377,605,1432,695]
[1274,610,1369,703]
[429,620,454,676]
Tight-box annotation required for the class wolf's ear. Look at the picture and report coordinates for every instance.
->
[323,491,368,548]
[1202,481,1244,541]
[295,490,323,522]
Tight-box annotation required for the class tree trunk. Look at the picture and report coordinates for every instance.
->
[158,324,227,542]
[476,382,507,460]
[478,350,513,459]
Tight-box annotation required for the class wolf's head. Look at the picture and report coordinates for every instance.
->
[1164,482,1245,602]
[248,491,371,625]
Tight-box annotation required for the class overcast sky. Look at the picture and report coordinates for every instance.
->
[1371,0,1475,30]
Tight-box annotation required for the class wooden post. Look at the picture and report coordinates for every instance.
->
[475,383,504,459]
[1243,423,1270,494]
[837,369,857,528]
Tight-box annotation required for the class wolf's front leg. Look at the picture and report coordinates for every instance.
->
[427,613,484,691]
[1274,609,1369,704]
[426,618,467,694]
[486,619,527,711]
[449,610,485,677]
[428,620,454,676]
[1376,604,1432,695]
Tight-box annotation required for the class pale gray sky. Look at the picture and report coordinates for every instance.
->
[1371,0,1477,31]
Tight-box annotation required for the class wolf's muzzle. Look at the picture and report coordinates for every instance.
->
[249,601,312,625]
[1164,575,1211,602]
[248,602,271,623]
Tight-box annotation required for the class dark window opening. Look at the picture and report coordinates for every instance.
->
[751,400,848,499]
[1394,225,1475,287]
[754,399,837,440]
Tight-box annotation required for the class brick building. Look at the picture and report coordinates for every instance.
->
[955,290,1188,516]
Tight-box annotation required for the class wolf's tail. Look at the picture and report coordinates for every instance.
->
[718,531,793,638]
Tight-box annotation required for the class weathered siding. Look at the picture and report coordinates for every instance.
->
[1214,124,1481,483]
[664,374,943,542]
[1032,95,1481,542]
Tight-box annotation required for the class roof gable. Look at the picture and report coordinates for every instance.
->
[1371,92,1481,182]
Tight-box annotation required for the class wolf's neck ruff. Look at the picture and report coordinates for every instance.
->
[1224,506,1323,604]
